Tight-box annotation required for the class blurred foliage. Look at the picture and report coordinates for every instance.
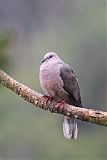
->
[0,32,11,69]
[0,89,106,160]
[0,0,106,159]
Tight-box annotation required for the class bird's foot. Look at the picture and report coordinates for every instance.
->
[56,100,65,109]
[42,95,53,104]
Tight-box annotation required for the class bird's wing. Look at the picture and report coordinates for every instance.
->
[60,64,82,107]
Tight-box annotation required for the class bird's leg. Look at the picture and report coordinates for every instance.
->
[56,100,65,109]
[42,95,53,104]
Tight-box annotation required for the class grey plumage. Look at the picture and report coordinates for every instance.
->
[60,64,82,107]
[39,52,82,140]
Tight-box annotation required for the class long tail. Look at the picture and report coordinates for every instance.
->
[63,116,78,140]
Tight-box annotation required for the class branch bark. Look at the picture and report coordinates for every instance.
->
[0,69,107,126]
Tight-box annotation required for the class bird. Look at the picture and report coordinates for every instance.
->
[39,52,82,140]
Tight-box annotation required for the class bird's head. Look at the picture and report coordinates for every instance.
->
[42,52,60,63]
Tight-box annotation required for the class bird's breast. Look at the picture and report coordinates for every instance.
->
[39,62,64,97]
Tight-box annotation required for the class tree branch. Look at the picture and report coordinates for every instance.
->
[0,69,107,126]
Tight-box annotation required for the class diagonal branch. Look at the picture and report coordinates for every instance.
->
[0,69,107,126]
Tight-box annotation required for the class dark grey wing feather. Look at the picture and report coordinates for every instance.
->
[60,64,82,107]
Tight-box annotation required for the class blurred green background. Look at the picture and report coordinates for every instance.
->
[0,0,106,159]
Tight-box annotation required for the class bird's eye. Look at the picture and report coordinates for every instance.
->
[49,55,53,58]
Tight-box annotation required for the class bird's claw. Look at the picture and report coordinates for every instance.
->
[56,100,65,109]
[42,95,53,104]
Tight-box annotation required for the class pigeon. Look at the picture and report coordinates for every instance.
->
[39,52,82,139]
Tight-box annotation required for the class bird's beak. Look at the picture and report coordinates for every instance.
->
[42,59,45,63]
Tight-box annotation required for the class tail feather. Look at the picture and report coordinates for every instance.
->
[63,116,78,140]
